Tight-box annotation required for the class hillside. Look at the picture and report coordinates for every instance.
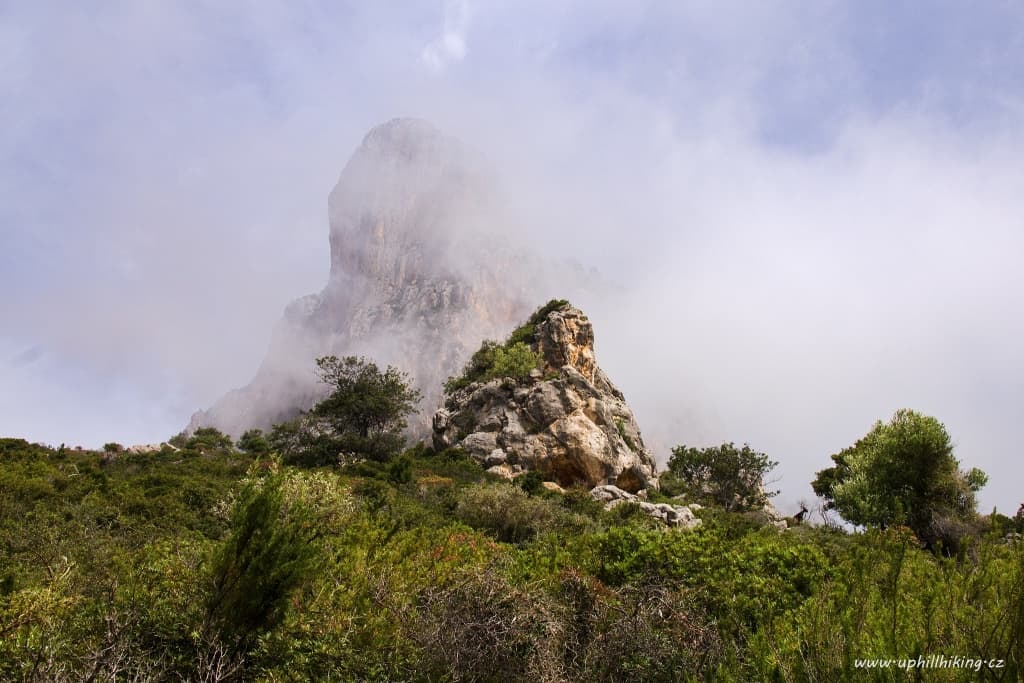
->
[1,301,1021,682]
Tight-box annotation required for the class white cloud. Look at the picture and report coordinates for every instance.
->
[421,0,470,73]
[2,1,1023,515]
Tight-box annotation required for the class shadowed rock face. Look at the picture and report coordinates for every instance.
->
[188,119,546,439]
[433,304,658,493]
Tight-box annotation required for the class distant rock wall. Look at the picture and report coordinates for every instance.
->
[189,119,555,439]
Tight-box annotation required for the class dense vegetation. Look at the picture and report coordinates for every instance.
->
[1,317,1020,680]
[1,425,1020,680]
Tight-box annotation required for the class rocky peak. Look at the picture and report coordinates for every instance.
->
[189,119,539,438]
[433,302,657,493]
[535,305,599,383]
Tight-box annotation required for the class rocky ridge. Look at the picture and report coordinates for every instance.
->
[433,302,658,493]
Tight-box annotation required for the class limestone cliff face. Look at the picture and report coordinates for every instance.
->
[433,304,658,493]
[189,119,545,438]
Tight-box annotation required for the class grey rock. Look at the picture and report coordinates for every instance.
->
[460,432,499,459]
[484,448,508,467]
[591,485,701,530]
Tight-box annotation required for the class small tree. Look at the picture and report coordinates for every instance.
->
[812,409,987,550]
[304,355,422,463]
[186,427,234,452]
[204,472,315,656]
[666,443,778,512]
[237,429,270,456]
[489,342,539,381]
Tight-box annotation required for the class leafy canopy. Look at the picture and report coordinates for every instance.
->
[812,409,986,546]
[313,355,422,438]
[665,442,778,512]
[269,355,423,465]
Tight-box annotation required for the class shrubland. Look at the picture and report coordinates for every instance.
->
[1,340,1019,680]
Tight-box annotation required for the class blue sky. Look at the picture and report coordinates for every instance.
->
[2,1,1023,514]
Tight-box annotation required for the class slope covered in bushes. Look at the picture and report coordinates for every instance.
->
[0,434,1020,681]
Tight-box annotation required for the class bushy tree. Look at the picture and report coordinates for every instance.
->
[313,355,421,438]
[489,342,539,381]
[666,442,778,512]
[237,428,270,455]
[812,409,987,549]
[185,427,234,452]
[273,355,422,466]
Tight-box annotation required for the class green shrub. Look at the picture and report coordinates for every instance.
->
[585,524,830,636]
[490,341,540,380]
[205,471,316,652]
[528,298,571,325]
[668,442,778,512]
[456,483,593,544]
[747,528,1024,681]
[237,428,270,455]
[444,300,570,393]
[387,454,414,485]
[518,470,545,496]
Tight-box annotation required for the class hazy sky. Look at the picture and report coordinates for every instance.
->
[2,1,1022,514]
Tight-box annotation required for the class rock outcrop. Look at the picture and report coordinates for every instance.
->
[189,119,574,438]
[433,303,657,492]
[590,484,702,530]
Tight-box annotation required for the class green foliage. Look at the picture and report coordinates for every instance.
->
[528,298,571,325]
[746,527,1024,681]
[313,355,422,452]
[237,428,271,455]
[186,426,234,452]
[0,425,1016,679]
[455,482,595,544]
[667,442,779,512]
[103,441,124,453]
[205,470,316,651]
[387,453,414,485]
[444,299,570,393]
[812,409,987,550]
[444,339,541,392]
[272,355,422,465]
[490,341,540,380]
[585,524,831,638]
[518,470,545,496]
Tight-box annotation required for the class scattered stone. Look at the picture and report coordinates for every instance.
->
[127,443,163,455]
[589,485,701,530]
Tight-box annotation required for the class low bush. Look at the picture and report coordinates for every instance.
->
[456,483,594,544]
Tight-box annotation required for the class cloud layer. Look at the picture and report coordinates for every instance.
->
[2,1,1022,514]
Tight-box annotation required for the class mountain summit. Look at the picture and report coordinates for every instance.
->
[189,119,547,437]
